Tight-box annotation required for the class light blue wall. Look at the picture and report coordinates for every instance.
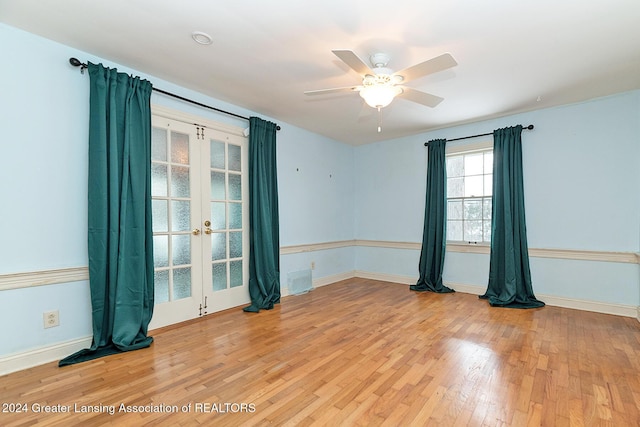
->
[354,91,640,306]
[277,124,355,286]
[0,24,354,357]
[0,281,92,355]
[278,127,354,246]
[1,22,638,360]
[0,24,89,274]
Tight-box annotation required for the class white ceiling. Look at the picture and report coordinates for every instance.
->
[2,0,639,145]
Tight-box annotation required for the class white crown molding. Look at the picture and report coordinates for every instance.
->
[279,240,355,255]
[280,240,639,264]
[527,248,639,264]
[354,240,421,250]
[0,244,635,292]
[0,267,89,291]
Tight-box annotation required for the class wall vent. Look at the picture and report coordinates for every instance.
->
[287,269,313,295]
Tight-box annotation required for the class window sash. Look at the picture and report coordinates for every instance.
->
[446,146,493,244]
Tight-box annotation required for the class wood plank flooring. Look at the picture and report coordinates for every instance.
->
[1,278,639,426]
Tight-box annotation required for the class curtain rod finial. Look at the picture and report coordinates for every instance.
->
[69,57,87,74]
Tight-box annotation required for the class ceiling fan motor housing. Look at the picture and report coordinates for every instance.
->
[370,53,391,68]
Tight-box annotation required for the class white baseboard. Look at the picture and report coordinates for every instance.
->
[354,270,415,285]
[281,270,358,297]
[446,281,638,318]
[0,336,92,376]
[351,271,640,319]
[4,270,637,376]
[313,270,356,288]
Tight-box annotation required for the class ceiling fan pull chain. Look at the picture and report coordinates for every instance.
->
[377,107,382,133]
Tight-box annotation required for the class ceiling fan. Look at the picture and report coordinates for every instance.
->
[305,49,457,111]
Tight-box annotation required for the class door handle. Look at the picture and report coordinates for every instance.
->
[192,228,201,235]
[204,228,212,235]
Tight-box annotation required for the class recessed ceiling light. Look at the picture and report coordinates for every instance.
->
[191,31,213,45]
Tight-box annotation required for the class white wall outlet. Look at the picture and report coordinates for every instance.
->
[43,310,60,328]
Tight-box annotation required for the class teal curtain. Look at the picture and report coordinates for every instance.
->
[411,139,454,293]
[243,117,281,313]
[479,125,544,308]
[60,63,155,366]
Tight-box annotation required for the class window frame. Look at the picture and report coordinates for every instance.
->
[445,140,494,245]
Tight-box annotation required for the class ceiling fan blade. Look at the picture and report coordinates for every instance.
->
[332,49,374,76]
[399,87,444,108]
[395,53,457,83]
[304,86,360,96]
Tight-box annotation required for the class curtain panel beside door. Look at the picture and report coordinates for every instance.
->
[244,117,280,313]
[60,62,155,366]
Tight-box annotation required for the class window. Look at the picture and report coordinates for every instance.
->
[446,144,493,243]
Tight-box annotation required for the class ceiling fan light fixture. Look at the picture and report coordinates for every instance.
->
[360,84,402,108]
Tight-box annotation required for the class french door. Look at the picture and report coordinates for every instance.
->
[148,111,250,330]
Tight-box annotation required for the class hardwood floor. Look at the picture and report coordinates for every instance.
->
[2,278,639,426]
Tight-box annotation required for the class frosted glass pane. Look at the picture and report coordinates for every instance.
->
[171,201,190,231]
[484,152,493,174]
[154,270,169,304]
[211,202,226,230]
[153,235,169,268]
[465,176,483,197]
[211,232,227,261]
[151,164,167,197]
[210,140,225,169]
[230,260,243,288]
[447,177,463,198]
[152,127,167,161]
[171,165,190,198]
[229,202,242,229]
[464,199,482,220]
[483,220,492,242]
[447,220,462,241]
[447,200,462,220]
[229,231,242,258]
[464,220,482,242]
[229,174,241,200]
[465,153,483,175]
[171,132,189,164]
[446,156,463,178]
[228,144,241,171]
[152,200,168,232]
[172,234,191,266]
[173,268,191,300]
[211,171,225,200]
[484,174,493,196]
[212,262,227,291]
[483,198,492,220]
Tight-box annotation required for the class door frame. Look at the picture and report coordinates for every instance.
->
[148,105,251,330]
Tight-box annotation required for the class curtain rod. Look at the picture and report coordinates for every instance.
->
[68,58,281,131]
[424,124,534,146]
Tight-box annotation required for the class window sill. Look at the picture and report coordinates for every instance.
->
[446,243,491,254]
